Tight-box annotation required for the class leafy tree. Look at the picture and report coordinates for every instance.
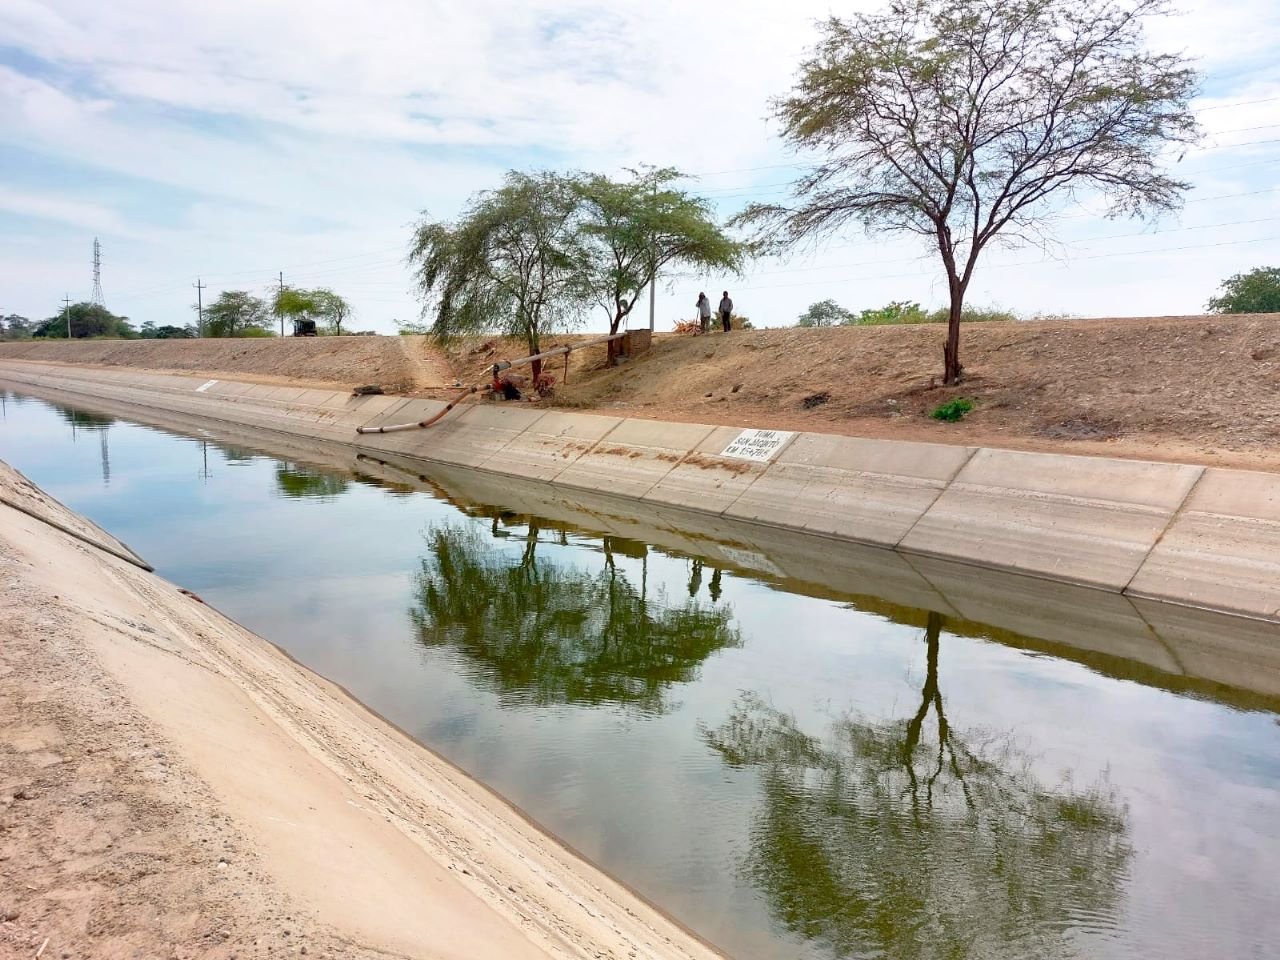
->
[410,171,586,382]
[572,166,744,358]
[308,288,353,335]
[139,321,195,339]
[797,299,856,327]
[271,287,319,336]
[33,302,136,339]
[704,612,1132,959]
[853,300,930,325]
[204,290,272,338]
[408,522,741,714]
[0,314,33,340]
[736,0,1199,384]
[1207,266,1280,314]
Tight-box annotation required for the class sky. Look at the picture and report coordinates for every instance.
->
[0,0,1278,335]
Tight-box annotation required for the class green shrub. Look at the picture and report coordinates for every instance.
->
[930,398,974,422]
[237,326,275,338]
[926,305,1018,324]
[844,300,930,325]
[841,302,1018,326]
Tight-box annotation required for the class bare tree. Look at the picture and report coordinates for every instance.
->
[737,0,1199,383]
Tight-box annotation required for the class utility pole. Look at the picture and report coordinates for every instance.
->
[63,295,72,339]
[648,181,657,332]
[193,277,206,337]
[278,271,285,337]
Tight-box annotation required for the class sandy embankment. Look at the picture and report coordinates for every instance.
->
[0,461,723,960]
[7,312,1276,472]
[0,335,453,394]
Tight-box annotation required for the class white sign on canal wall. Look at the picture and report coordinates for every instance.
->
[195,379,219,393]
[720,428,794,463]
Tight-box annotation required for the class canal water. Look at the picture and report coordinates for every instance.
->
[4,391,1280,960]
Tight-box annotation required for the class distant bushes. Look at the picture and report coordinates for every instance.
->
[796,299,1019,327]
[927,305,1019,324]
[855,301,932,325]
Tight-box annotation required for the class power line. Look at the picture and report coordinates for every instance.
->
[198,244,405,282]
[735,232,1280,292]
[1196,94,1280,112]
[746,216,1280,278]
[1200,136,1280,152]
[697,153,1280,201]
[1207,122,1280,136]
[689,131,1280,180]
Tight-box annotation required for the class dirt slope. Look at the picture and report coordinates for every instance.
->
[0,335,451,393]
[549,313,1280,472]
[4,314,1277,471]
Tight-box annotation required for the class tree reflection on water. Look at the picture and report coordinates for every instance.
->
[705,612,1133,959]
[273,462,351,499]
[408,521,741,713]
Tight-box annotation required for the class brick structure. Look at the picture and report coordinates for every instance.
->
[621,329,652,358]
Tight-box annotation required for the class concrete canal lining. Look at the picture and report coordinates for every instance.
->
[4,357,1279,624]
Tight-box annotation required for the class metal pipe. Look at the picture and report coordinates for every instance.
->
[0,493,154,571]
[490,331,628,374]
[357,331,630,435]
[357,384,479,434]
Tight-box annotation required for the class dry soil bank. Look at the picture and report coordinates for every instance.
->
[0,335,451,394]
[5,312,1278,471]
[545,313,1280,473]
[0,464,723,960]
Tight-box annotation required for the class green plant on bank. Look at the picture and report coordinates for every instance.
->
[1207,266,1280,314]
[931,398,974,422]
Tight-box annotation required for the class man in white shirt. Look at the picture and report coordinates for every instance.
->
[696,292,712,334]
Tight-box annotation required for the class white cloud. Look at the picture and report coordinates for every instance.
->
[0,0,1277,330]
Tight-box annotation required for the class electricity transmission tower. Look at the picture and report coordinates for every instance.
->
[91,237,104,306]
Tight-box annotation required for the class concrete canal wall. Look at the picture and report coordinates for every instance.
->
[4,357,1279,624]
